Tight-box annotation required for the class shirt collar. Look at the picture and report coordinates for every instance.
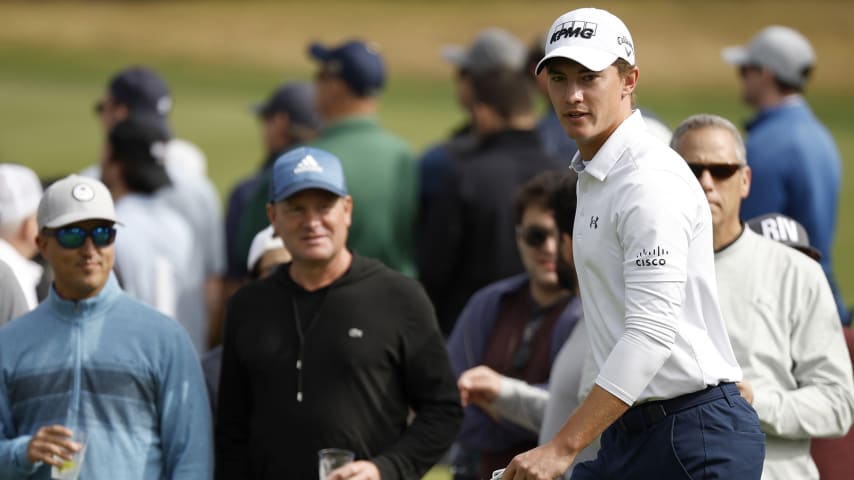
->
[571,110,646,181]
[46,272,121,320]
[746,95,806,131]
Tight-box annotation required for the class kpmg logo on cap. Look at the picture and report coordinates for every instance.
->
[71,184,95,202]
[635,246,669,267]
[550,20,598,43]
[293,154,324,175]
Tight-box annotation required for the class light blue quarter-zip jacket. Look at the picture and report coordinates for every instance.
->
[0,273,212,479]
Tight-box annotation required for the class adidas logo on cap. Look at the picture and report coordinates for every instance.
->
[293,154,324,174]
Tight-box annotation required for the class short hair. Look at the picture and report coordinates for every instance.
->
[670,114,747,165]
[513,171,562,224]
[613,58,638,109]
[547,171,579,235]
[469,68,534,120]
[774,65,812,94]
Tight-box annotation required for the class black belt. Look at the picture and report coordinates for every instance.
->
[617,383,738,433]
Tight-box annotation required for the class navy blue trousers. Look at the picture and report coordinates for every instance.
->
[572,384,765,479]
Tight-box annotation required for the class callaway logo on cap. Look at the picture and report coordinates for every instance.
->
[536,7,635,74]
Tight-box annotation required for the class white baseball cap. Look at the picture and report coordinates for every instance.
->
[721,26,815,88]
[247,225,286,271]
[536,7,635,74]
[0,164,43,227]
[37,174,119,230]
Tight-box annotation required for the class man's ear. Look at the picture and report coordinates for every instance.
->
[622,66,639,98]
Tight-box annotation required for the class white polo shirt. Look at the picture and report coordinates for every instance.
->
[572,110,741,405]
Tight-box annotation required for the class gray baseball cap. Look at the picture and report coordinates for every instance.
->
[443,28,526,74]
[746,213,821,261]
[37,175,119,230]
[722,26,815,88]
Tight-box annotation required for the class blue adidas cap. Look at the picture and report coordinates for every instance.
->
[269,147,348,202]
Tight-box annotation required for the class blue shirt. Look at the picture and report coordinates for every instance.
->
[0,274,212,479]
[742,98,848,322]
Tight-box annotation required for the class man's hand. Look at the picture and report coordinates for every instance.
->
[736,380,754,404]
[503,441,574,480]
[326,460,380,480]
[26,425,81,467]
[458,365,503,407]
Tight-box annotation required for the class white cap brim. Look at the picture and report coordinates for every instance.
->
[536,45,618,74]
[721,46,750,66]
[43,212,121,230]
[441,46,466,66]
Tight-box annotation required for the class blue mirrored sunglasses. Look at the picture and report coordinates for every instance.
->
[45,225,117,249]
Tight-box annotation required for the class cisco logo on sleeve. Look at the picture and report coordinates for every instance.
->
[635,246,669,267]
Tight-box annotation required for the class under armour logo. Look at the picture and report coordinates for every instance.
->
[348,328,364,338]
[589,216,599,229]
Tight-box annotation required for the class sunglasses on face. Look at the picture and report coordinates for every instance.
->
[44,225,117,249]
[687,163,743,180]
[517,225,555,248]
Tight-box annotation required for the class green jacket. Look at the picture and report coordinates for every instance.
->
[311,115,416,275]
[236,115,416,276]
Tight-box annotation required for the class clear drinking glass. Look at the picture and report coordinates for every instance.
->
[50,429,87,480]
[318,448,355,480]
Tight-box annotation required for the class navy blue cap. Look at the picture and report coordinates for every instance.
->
[108,113,172,192]
[309,40,385,97]
[269,147,348,202]
[108,66,173,116]
[252,81,322,129]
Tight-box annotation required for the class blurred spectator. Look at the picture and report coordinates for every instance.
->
[448,172,583,479]
[672,114,854,480]
[809,327,854,480]
[0,174,211,478]
[452,172,598,479]
[91,65,227,349]
[0,163,43,309]
[308,39,417,275]
[202,224,291,414]
[0,259,28,325]
[99,113,204,354]
[419,68,563,335]
[418,28,528,224]
[215,147,461,479]
[722,26,849,324]
[747,213,854,480]
[229,81,321,286]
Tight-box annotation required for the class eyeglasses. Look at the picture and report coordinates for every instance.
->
[94,100,105,114]
[687,163,743,180]
[517,225,555,248]
[44,225,117,249]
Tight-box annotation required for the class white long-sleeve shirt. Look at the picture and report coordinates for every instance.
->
[571,111,741,405]
[716,227,854,480]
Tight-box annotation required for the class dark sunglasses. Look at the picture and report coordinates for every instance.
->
[94,101,105,114]
[517,225,555,248]
[44,225,117,249]
[687,163,743,180]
